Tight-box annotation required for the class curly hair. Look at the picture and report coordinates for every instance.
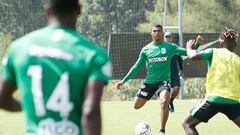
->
[219,27,239,46]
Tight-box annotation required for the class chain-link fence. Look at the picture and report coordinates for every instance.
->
[1,0,239,78]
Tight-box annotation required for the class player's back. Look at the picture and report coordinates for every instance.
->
[206,48,240,100]
[6,25,109,135]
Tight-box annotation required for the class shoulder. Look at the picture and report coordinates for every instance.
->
[162,41,179,48]
[141,42,153,51]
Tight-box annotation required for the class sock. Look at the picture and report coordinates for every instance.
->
[160,129,165,133]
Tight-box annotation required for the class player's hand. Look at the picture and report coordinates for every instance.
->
[186,39,195,49]
[116,81,124,89]
[196,35,204,45]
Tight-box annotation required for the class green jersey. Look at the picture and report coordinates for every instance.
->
[122,41,186,84]
[2,25,112,135]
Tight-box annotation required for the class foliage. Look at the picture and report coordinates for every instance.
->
[137,0,240,33]
[0,33,13,72]
[78,0,155,47]
[183,78,206,99]
[103,78,206,101]
[103,80,143,101]
[0,0,47,39]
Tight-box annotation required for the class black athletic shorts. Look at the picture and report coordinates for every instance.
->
[137,81,171,100]
[190,100,240,123]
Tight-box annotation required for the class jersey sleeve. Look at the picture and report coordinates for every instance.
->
[122,48,146,83]
[175,47,187,56]
[171,44,187,56]
[1,45,16,84]
[198,48,214,60]
[88,51,112,85]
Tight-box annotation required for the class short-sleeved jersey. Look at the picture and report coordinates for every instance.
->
[199,48,240,103]
[2,25,112,135]
[122,41,186,84]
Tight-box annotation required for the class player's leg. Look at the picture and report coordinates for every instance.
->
[159,89,170,134]
[134,96,147,109]
[169,76,181,112]
[134,83,158,109]
[182,115,201,135]
[232,116,240,127]
[222,103,240,128]
[182,99,218,135]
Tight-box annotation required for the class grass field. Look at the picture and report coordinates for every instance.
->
[0,99,239,135]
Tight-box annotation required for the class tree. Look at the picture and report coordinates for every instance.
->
[137,0,240,33]
[78,0,155,47]
[0,0,46,39]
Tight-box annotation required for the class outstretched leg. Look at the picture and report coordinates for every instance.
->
[232,116,240,128]
[182,114,201,135]
[134,96,147,109]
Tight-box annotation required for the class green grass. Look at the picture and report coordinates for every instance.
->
[0,100,239,135]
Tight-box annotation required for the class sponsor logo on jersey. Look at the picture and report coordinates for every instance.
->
[38,118,79,135]
[148,57,167,62]
[161,48,166,54]
[29,45,73,60]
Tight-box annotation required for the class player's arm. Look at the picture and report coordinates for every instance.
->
[0,51,21,112]
[82,54,112,135]
[81,80,104,135]
[0,77,21,112]
[186,39,213,61]
[186,35,205,60]
[175,35,204,56]
[116,50,146,89]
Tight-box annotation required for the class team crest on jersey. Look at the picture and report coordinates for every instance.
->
[161,48,166,54]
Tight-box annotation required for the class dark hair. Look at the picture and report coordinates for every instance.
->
[152,24,163,30]
[46,0,80,16]
[219,27,239,46]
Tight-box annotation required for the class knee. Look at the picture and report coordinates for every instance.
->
[134,103,142,109]
[160,98,168,109]
[182,120,194,129]
[182,121,187,129]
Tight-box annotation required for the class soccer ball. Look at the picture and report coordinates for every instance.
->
[135,122,151,135]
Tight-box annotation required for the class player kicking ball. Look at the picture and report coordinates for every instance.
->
[116,24,203,135]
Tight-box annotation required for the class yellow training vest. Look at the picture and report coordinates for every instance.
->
[206,48,240,100]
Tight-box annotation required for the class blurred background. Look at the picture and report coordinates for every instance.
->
[1,0,240,100]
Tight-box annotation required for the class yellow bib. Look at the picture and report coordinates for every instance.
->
[206,48,240,100]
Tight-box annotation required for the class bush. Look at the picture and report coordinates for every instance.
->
[183,78,206,99]
[103,78,206,101]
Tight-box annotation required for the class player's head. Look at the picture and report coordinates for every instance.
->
[151,24,163,41]
[164,32,173,43]
[219,27,238,51]
[44,0,81,28]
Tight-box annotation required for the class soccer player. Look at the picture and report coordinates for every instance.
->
[116,24,189,135]
[182,27,240,135]
[0,0,112,135]
[164,32,183,112]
